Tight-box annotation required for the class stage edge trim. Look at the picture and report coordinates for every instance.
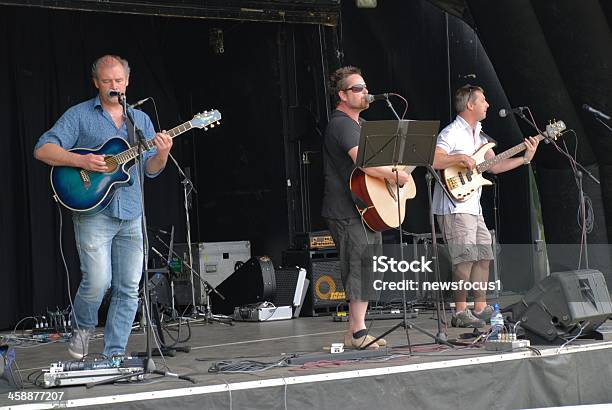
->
[8,341,612,410]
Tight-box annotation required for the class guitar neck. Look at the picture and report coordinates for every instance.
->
[477,133,546,172]
[116,120,194,164]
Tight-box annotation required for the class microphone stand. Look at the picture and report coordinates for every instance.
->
[167,153,198,313]
[595,117,612,137]
[119,94,155,374]
[118,95,197,385]
[515,109,600,269]
[516,110,599,185]
[164,153,232,325]
[424,165,456,344]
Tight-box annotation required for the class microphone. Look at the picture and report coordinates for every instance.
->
[498,106,527,118]
[129,97,150,109]
[107,90,123,97]
[582,104,611,121]
[365,93,390,103]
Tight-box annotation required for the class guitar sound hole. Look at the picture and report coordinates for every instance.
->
[104,157,118,173]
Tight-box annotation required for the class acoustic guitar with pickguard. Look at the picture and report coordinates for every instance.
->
[50,110,221,215]
[349,166,417,232]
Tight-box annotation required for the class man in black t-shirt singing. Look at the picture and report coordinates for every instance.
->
[322,66,412,349]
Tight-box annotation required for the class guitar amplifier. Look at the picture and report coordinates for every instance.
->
[294,231,336,250]
[282,249,345,316]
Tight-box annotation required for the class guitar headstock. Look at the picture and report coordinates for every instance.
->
[544,120,566,141]
[191,110,222,130]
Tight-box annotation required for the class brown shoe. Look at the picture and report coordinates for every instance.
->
[344,332,384,349]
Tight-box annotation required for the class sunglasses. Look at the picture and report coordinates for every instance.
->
[344,83,367,93]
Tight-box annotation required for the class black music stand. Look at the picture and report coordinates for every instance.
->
[355,119,454,350]
[356,120,438,169]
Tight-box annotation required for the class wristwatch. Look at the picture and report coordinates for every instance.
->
[523,157,530,165]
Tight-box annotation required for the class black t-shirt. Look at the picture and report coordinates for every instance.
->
[322,110,361,219]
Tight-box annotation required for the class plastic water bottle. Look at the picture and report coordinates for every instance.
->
[489,303,504,341]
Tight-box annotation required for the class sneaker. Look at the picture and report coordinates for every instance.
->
[451,309,486,328]
[344,333,386,348]
[472,305,494,324]
[68,328,93,359]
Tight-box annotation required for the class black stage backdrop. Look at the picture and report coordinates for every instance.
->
[0,4,332,329]
[2,0,611,329]
[335,1,554,291]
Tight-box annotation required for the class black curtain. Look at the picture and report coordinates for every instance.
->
[428,0,612,246]
[4,0,612,329]
[336,0,450,234]
[465,0,612,275]
[0,5,330,329]
[337,0,612,288]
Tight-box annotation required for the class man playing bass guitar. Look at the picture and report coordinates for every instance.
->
[432,84,539,328]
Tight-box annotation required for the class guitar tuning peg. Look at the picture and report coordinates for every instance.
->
[204,126,208,131]
[210,124,215,128]
[216,121,220,125]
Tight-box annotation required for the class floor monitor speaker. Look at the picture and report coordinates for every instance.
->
[509,269,612,342]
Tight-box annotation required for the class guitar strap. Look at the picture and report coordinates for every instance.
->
[351,187,369,212]
[350,117,371,211]
[124,111,139,173]
[480,130,497,144]
[125,110,136,146]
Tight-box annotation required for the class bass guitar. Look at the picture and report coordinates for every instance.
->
[50,110,221,214]
[443,120,565,202]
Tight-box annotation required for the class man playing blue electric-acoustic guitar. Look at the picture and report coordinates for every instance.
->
[33,54,172,359]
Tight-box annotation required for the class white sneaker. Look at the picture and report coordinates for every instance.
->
[68,328,93,359]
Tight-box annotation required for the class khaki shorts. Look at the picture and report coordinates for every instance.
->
[436,213,494,265]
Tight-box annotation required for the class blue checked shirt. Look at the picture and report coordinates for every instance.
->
[34,96,161,220]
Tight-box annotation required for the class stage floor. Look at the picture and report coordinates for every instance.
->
[3,302,612,409]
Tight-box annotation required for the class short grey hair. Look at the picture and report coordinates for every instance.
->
[455,84,483,113]
[91,55,130,79]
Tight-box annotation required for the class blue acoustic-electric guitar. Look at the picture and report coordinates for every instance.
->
[50,109,222,215]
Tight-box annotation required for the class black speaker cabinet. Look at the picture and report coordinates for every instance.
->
[282,249,344,316]
[510,269,612,342]
[210,256,276,315]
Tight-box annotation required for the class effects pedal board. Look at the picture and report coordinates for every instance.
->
[42,357,145,387]
[484,339,531,352]
[333,309,419,322]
